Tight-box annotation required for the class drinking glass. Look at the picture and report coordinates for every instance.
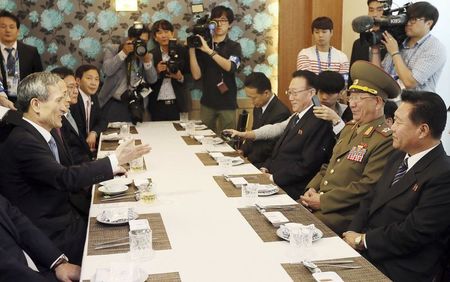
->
[201,137,215,152]
[289,225,313,263]
[241,183,259,206]
[129,229,153,261]
[129,156,144,172]
[179,112,189,123]
[186,121,195,136]
[217,156,232,177]
[119,124,130,139]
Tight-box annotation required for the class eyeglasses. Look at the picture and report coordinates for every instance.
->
[348,93,377,102]
[213,19,229,25]
[407,17,426,24]
[285,88,312,98]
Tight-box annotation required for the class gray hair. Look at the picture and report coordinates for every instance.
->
[16,72,63,112]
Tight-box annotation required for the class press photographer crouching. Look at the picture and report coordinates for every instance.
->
[148,20,189,121]
[98,22,157,124]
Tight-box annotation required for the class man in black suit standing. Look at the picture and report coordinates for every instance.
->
[0,194,80,281]
[0,72,151,265]
[343,90,450,281]
[0,10,43,106]
[149,20,189,121]
[228,70,336,199]
[240,72,290,168]
[71,64,106,152]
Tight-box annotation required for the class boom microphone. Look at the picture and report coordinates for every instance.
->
[352,15,374,33]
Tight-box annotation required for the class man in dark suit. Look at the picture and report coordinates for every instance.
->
[0,72,151,265]
[0,194,80,281]
[0,10,43,105]
[71,64,106,152]
[343,90,450,282]
[228,70,336,199]
[240,72,290,168]
[149,20,189,121]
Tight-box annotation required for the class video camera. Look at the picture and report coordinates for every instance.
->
[352,1,412,46]
[128,22,148,57]
[186,15,218,48]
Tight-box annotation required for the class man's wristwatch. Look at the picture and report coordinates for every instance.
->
[355,234,366,251]
[52,255,69,271]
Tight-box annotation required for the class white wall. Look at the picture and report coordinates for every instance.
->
[342,0,450,107]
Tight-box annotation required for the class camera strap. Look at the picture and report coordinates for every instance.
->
[315,47,332,73]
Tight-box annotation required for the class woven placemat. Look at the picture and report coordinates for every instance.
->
[83,271,181,282]
[181,136,201,145]
[87,213,171,256]
[92,183,138,204]
[100,139,142,151]
[173,123,184,131]
[281,256,391,281]
[213,174,286,197]
[103,126,138,135]
[195,152,249,166]
[238,205,335,242]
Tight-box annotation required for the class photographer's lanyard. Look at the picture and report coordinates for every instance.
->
[388,34,431,77]
[3,50,20,96]
[315,47,332,73]
[126,58,144,87]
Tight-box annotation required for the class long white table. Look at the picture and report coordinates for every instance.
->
[80,121,368,281]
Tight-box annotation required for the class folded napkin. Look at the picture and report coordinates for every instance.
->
[102,133,120,140]
[93,262,147,282]
[99,207,133,223]
[108,122,128,129]
[209,152,224,160]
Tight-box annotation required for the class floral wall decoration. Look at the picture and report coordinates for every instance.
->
[4,0,278,100]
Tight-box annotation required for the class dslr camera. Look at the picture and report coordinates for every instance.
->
[186,15,218,48]
[166,39,180,74]
[121,82,150,124]
[352,1,411,46]
[128,22,148,57]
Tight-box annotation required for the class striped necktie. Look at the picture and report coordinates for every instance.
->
[391,157,408,186]
[5,47,15,76]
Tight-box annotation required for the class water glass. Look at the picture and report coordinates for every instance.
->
[289,226,313,263]
[241,183,259,206]
[119,124,130,138]
[129,229,153,261]
[217,156,232,176]
[179,112,189,123]
[186,121,195,136]
[201,137,215,152]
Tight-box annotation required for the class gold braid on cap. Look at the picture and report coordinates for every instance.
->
[349,84,378,95]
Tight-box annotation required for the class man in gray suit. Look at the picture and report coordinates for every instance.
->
[98,22,157,123]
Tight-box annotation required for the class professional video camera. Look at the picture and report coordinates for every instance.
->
[186,15,218,48]
[121,82,150,124]
[352,1,412,46]
[166,39,180,74]
[128,22,148,57]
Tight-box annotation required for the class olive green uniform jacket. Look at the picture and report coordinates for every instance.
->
[306,116,394,235]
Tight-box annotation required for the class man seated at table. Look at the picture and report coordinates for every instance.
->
[240,72,290,168]
[300,61,399,235]
[227,70,335,199]
[312,70,350,135]
[0,72,151,265]
[343,90,450,281]
[0,194,80,282]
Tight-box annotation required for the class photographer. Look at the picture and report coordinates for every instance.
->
[372,1,446,92]
[189,5,243,134]
[149,20,189,121]
[98,22,157,123]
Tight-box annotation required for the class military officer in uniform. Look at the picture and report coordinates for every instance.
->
[300,60,401,235]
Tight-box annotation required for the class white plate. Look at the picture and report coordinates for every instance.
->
[100,177,132,187]
[258,184,279,196]
[276,223,323,242]
[98,185,128,196]
[96,209,139,225]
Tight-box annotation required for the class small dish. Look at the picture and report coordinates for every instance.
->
[96,208,139,225]
[100,177,132,187]
[98,185,128,196]
[276,223,323,242]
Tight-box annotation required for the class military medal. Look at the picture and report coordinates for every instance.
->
[347,143,368,162]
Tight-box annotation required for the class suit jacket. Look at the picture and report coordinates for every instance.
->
[349,145,450,282]
[308,117,394,235]
[70,94,106,141]
[241,96,291,168]
[60,115,92,165]
[265,107,335,199]
[0,41,43,98]
[149,44,189,113]
[0,120,113,239]
[98,44,157,108]
[0,195,61,281]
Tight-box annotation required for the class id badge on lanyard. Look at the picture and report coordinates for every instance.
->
[5,52,19,97]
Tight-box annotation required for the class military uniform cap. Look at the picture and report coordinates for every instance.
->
[349,60,401,100]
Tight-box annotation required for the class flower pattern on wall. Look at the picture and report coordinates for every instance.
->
[10,0,278,100]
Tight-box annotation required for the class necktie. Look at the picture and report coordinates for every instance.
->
[85,98,91,134]
[5,48,15,76]
[66,111,79,135]
[291,114,300,128]
[48,136,61,164]
[391,157,408,186]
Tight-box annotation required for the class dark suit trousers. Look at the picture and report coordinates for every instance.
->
[150,101,179,121]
